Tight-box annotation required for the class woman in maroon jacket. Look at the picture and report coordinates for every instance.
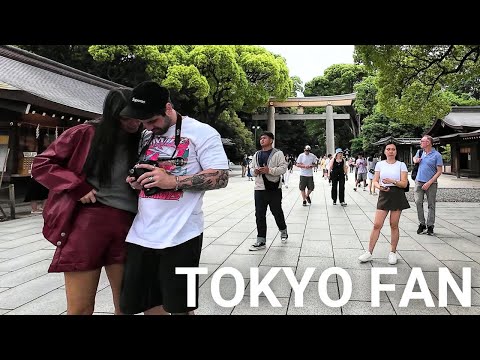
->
[32,88,141,315]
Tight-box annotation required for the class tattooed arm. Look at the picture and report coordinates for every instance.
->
[134,165,229,192]
[178,169,229,191]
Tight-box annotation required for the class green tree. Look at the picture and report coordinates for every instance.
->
[354,45,480,124]
[353,75,378,117]
[360,112,427,155]
[89,45,293,159]
[301,63,370,150]
[291,75,304,96]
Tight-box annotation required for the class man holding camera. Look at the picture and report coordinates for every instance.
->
[119,81,229,315]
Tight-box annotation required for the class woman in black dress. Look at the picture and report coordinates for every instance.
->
[329,148,349,206]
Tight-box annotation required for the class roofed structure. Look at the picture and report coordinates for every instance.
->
[0,45,128,187]
[0,45,125,118]
[372,136,422,146]
[426,106,480,139]
[426,106,480,178]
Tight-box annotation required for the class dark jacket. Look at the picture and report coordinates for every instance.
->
[32,124,95,247]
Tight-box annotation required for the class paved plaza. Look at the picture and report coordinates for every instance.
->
[1,168,480,315]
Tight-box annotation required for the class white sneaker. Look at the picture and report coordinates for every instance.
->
[388,251,397,265]
[358,251,372,262]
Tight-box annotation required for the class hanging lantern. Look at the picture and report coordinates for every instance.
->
[36,124,40,139]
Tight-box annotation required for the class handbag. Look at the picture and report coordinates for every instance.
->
[262,174,280,191]
[411,149,423,180]
[368,168,375,175]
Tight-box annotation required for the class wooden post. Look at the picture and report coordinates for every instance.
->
[9,184,15,219]
[326,105,335,156]
[267,105,275,147]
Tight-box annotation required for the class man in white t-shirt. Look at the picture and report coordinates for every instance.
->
[296,145,318,206]
[354,154,368,191]
[118,81,229,315]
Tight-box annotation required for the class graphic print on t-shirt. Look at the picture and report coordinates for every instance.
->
[140,135,189,200]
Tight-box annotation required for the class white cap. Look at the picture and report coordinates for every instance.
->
[304,145,311,151]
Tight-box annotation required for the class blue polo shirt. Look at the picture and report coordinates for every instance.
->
[415,148,443,183]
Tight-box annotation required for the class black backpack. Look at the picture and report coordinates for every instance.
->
[411,149,423,180]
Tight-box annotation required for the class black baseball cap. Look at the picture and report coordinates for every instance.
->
[120,81,170,120]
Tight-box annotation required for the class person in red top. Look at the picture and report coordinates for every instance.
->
[32,88,141,315]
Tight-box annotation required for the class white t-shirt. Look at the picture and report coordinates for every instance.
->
[297,152,318,176]
[374,160,408,187]
[325,158,331,170]
[126,117,229,249]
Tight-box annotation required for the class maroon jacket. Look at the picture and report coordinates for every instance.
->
[32,124,95,247]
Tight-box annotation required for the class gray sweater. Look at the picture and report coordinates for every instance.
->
[252,148,288,190]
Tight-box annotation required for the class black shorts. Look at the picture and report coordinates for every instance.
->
[120,234,203,314]
[377,187,410,211]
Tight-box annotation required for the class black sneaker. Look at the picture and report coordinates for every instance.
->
[427,226,434,236]
[333,201,337,205]
[302,200,307,206]
[306,195,312,204]
[249,242,266,251]
[417,224,426,234]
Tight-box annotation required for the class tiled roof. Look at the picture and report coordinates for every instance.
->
[372,136,421,146]
[0,46,127,116]
[443,106,480,129]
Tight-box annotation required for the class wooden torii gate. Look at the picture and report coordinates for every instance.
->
[252,93,356,155]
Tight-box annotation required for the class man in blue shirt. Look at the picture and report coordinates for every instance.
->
[413,135,443,235]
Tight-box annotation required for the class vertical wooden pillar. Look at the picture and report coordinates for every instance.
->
[326,104,334,155]
[453,142,460,178]
[9,184,15,219]
[267,105,275,147]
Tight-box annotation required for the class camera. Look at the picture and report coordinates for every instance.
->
[128,160,160,196]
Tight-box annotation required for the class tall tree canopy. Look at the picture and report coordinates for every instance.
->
[354,45,480,125]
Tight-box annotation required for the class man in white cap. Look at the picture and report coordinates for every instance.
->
[296,145,318,206]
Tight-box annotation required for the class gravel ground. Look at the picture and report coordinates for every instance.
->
[405,188,480,202]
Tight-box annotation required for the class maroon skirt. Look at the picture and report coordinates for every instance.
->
[48,202,135,272]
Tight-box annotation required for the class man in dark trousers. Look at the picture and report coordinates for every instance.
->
[249,131,288,251]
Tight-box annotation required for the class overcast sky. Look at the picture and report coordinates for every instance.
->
[262,45,355,85]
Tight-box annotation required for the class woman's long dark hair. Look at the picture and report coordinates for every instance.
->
[83,88,141,186]
[381,141,399,161]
